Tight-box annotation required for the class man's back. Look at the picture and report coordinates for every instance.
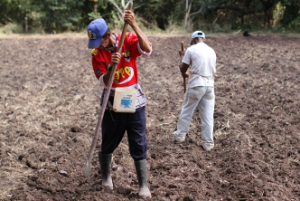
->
[182,42,216,88]
[185,42,216,77]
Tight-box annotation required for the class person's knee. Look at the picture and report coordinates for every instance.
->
[100,149,114,155]
[130,148,147,161]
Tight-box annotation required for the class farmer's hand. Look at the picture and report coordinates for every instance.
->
[182,72,189,78]
[124,10,136,27]
[111,52,122,65]
[179,50,185,58]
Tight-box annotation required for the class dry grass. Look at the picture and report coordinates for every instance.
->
[1,29,299,40]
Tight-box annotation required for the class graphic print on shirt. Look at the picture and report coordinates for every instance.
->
[114,66,134,85]
[91,32,143,87]
[95,69,101,77]
[92,48,98,58]
[123,50,131,62]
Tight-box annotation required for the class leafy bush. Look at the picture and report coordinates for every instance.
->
[1,0,300,34]
[31,0,84,33]
[288,17,300,30]
[0,23,23,34]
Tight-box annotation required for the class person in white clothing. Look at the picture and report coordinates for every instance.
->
[173,31,216,151]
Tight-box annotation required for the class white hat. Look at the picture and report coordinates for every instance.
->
[191,31,205,39]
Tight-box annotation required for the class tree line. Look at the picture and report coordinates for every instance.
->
[0,0,299,33]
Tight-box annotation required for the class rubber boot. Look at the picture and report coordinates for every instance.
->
[98,152,113,189]
[134,159,151,198]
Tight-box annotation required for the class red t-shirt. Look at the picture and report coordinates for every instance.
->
[91,32,141,88]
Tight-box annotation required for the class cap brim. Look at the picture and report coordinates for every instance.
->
[192,36,205,39]
[88,37,102,49]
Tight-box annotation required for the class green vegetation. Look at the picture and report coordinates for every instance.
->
[0,0,299,34]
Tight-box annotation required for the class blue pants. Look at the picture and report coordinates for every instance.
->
[100,106,147,161]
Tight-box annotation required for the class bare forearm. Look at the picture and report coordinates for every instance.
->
[180,66,187,75]
[179,56,185,74]
[103,70,112,86]
[131,22,151,52]
[179,59,189,77]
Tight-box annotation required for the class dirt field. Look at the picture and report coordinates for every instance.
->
[1,34,300,201]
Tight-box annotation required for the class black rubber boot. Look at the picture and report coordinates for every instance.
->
[134,159,151,198]
[98,152,113,189]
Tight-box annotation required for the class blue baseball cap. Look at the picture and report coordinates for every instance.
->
[87,18,108,49]
[191,31,205,39]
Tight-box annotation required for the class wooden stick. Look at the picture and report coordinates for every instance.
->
[85,1,133,177]
[181,41,187,93]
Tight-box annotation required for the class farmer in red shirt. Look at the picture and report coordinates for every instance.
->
[87,10,152,198]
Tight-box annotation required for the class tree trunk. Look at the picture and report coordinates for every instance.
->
[264,11,267,27]
[184,0,203,27]
[25,17,28,33]
[268,9,272,27]
[94,2,98,18]
[241,13,244,25]
[184,0,192,27]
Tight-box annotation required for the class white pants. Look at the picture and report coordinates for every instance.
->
[174,86,215,145]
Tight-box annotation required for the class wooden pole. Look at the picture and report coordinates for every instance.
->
[181,41,187,93]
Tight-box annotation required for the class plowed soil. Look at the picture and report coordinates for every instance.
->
[1,34,300,201]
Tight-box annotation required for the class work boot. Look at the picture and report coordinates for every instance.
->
[134,159,151,198]
[98,152,113,189]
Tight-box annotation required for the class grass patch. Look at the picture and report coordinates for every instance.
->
[0,23,23,35]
